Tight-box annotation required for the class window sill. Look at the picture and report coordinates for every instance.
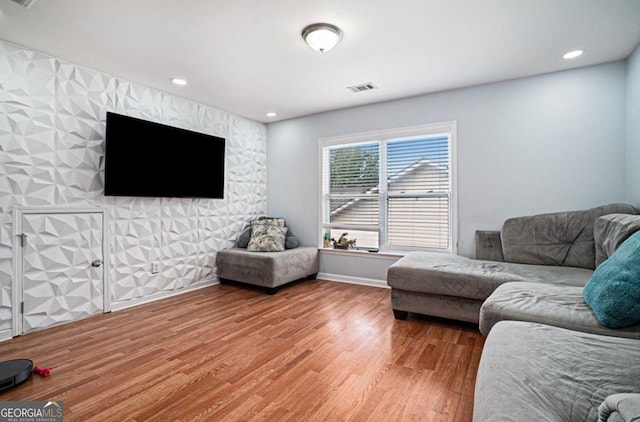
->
[318,247,406,260]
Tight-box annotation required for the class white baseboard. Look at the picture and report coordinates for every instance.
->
[317,272,389,289]
[0,276,385,342]
[0,280,219,341]
[110,278,219,312]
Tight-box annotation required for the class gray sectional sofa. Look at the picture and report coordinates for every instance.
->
[386,204,640,421]
[386,203,636,323]
[478,212,640,339]
[473,321,640,421]
[473,210,640,422]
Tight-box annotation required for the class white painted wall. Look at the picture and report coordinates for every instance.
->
[268,62,628,281]
[627,44,640,205]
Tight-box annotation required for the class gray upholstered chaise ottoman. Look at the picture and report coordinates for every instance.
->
[216,246,319,294]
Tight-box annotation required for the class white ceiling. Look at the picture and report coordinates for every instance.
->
[1,0,640,123]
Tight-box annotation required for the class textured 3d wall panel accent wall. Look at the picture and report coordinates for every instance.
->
[0,40,267,335]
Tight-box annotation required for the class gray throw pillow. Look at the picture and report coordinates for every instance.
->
[594,214,640,266]
[235,224,252,248]
[285,229,300,249]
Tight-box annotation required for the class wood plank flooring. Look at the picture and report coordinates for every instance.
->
[0,280,484,421]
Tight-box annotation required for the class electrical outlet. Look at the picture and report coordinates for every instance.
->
[151,262,160,274]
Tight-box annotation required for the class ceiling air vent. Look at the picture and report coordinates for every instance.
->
[10,0,36,7]
[347,83,377,93]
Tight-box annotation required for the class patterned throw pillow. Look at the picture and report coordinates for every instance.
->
[247,220,288,252]
[256,217,285,227]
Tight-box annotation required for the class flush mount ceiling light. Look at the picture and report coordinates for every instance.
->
[170,77,187,86]
[563,50,584,59]
[265,112,277,118]
[302,23,342,53]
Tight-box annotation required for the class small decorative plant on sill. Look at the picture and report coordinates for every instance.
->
[331,232,356,250]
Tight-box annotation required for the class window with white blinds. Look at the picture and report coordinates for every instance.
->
[320,122,456,252]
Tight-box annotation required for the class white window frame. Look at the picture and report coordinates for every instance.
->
[318,121,457,254]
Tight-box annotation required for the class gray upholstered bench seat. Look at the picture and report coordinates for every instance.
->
[479,281,640,339]
[216,246,319,294]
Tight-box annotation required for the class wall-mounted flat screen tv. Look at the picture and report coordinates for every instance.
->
[104,112,225,199]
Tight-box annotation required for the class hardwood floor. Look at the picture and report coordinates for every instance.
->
[0,280,485,421]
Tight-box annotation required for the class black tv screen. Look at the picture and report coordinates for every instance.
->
[104,112,225,199]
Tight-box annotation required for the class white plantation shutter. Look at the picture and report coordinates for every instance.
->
[321,123,455,252]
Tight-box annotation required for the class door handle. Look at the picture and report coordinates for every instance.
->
[91,260,103,268]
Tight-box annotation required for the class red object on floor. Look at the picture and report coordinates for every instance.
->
[34,365,52,377]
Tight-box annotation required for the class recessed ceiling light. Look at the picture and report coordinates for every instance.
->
[563,50,584,59]
[265,112,277,118]
[170,77,187,86]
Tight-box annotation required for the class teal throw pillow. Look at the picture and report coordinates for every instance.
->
[584,230,640,328]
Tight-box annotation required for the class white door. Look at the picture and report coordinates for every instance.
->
[20,212,105,333]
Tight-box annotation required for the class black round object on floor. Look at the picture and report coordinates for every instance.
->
[0,359,33,392]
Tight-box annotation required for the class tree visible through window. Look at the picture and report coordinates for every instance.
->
[321,122,455,252]
[329,145,379,189]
